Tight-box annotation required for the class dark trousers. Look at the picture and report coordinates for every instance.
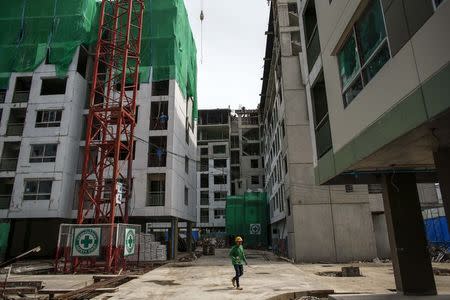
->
[233,264,244,287]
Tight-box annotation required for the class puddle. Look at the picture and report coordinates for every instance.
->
[145,280,181,286]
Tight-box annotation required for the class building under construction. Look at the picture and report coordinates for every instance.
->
[0,0,198,259]
[196,108,264,231]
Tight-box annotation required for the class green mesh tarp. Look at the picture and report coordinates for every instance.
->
[148,0,198,119]
[0,0,198,118]
[0,0,99,87]
[226,192,268,248]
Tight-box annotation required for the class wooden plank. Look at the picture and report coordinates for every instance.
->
[0,281,43,289]
[55,276,127,300]
[93,275,138,283]
[0,287,37,294]
[39,287,117,294]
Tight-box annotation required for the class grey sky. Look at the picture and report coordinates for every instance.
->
[185,1,270,110]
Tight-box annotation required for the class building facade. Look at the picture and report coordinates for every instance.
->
[261,0,441,263]
[196,109,264,231]
[0,0,197,257]
[296,0,449,295]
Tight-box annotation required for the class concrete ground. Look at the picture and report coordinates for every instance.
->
[93,249,450,300]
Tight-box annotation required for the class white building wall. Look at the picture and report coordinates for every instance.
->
[0,47,197,223]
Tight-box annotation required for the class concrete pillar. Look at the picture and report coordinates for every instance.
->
[186,221,193,253]
[169,218,178,260]
[434,148,450,232]
[381,174,436,296]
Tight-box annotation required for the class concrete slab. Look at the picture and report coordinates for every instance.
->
[97,249,327,300]
[94,250,450,300]
[329,294,450,300]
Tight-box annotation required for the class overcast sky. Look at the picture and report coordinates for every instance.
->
[185,1,270,110]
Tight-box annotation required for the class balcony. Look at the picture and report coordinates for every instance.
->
[146,192,165,206]
[0,158,18,171]
[0,142,20,171]
[6,123,25,136]
[12,91,30,103]
[0,196,11,209]
[12,77,32,103]
[148,154,167,167]
[0,90,6,103]
[0,178,14,209]
[7,108,27,136]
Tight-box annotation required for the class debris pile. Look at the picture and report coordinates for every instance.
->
[429,245,450,262]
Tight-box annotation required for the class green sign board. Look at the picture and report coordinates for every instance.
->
[72,227,101,257]
[124,228,136,256]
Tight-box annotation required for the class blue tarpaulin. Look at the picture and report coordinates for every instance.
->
[424,216,450,248]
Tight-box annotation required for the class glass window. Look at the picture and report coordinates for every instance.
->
[36,110,62,128]
[30,144,58,163]
[355,0,386,64]
[338,0,390,107]
[23,179,53,200]
[338,32,360,89]
[362,43,390,84]
[343,77,364,107]
[251,176,260,185]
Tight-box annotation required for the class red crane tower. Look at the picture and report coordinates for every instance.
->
[76,0,144,272]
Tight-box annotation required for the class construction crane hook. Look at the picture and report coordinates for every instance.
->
[200,0,205,64]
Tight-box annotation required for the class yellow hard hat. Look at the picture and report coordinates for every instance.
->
[235,236,243,242]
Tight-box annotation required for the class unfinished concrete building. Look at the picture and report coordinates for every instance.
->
[260,0,379,262]
[0,0,198,258]
[196,108,264,232]
[260,0,440,263]
[296,0,449,295]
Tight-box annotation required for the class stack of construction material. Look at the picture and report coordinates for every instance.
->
[148,242,160,261]
[156,245,167,261]
[133,233,167,261]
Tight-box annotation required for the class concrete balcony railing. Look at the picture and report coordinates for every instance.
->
[146,192,165,206]
[0,158,18,171]
[12,91,30,103]
[148,154,167,167]
[0,196,11,209]
[6,123,25,136]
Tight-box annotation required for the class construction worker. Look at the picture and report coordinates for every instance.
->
[229,236,247,290]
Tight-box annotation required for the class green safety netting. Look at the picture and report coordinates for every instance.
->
[0,0,198,118]
[226,192,268,248]
[148,0,198,119]
[0,0,99,87]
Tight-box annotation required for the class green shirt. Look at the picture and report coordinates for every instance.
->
[229,245,247,265]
